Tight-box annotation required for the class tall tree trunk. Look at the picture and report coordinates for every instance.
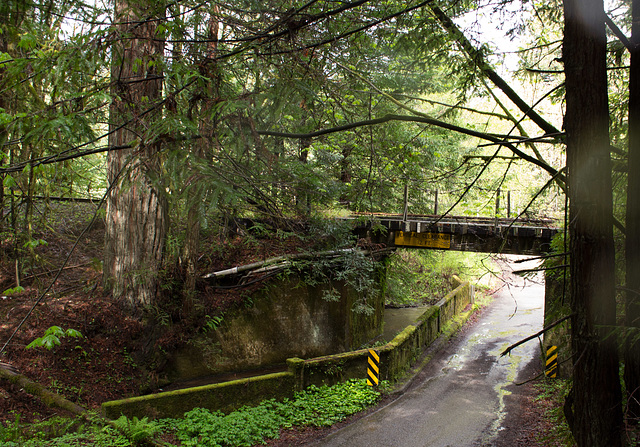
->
[563,0,623,445]
[625,0,640,421]
[104,0,167,313]
[0,5,24,257]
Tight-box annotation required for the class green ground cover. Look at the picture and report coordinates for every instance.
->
[0,379,387,447]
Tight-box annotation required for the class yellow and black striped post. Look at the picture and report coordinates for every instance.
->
[367,349,380,386]
[545,345,558,378]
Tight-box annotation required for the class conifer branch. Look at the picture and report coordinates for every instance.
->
[428,4,560,136]
[258,114,563,180]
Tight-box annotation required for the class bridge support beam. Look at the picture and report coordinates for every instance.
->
[354,217,558,256]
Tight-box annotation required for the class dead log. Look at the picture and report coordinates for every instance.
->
[202,247,395,279]
[0,364,168,446]
[0,364,87,416]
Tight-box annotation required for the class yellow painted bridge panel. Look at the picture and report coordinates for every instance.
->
[394,231,451,249]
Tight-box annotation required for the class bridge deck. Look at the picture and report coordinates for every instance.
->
[349,214,560,255]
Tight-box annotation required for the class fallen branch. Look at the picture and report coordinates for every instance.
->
[18,262,95,283]
[605,13,632,52]
[8,194,100,203]
[202,247,395,279]
[514,354,576,386]
[0,365,87,416]
[0,364,171,446]
[0,361,18,374]
[513,252,569,263]
[500,314,574,357]
[512,264,569,275]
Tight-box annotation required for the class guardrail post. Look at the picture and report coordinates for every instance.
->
[545,346,558,378]
[287,357,305,391]
[367,349,380,386]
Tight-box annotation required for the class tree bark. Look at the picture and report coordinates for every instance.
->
[625,0,640,421]
[0,6,25,254]
[563,0,623,445]
[104,0,168,313]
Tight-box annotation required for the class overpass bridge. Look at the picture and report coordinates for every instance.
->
[349,214,560,256]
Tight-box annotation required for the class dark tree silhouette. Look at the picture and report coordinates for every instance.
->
[563,0,623,444]
[625,0,640,421]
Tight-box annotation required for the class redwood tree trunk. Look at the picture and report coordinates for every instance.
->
[104,0,167,313]
[563,0,623,445]
[625,0,640,420]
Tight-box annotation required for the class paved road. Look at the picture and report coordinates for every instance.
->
[316,257,545,447]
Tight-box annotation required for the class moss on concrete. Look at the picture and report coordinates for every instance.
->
[287,357,305,391]
[167,268,386,382]
[102,280,475,421]
[295,280,475,387]
[102,372,295,420]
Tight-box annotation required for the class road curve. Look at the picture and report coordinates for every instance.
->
[315,257,545,447]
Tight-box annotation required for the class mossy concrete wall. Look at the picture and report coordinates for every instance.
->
[295,277,474,388]
[102,277,474,420]
[167,270,385,381]
[103,372,295,420]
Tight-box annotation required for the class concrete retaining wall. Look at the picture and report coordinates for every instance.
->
[102,277,474,420]
[292,276,474,389]
[167,271,385,382]
[103,372,296,420]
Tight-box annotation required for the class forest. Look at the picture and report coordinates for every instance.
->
[0,0,637,445]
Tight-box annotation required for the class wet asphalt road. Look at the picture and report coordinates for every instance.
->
[315,257,545,447]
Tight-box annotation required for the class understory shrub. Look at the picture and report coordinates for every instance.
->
[386,249,490,307]
[0,379,384,447]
